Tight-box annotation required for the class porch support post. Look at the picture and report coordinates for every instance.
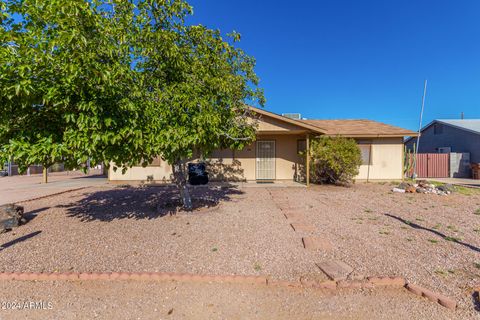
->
[306,133,310,187]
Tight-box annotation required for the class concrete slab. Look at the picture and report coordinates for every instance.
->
[316,260,354,281]
[302,237,333,251]
[284,212,307,222]
[290,223,316,232]
[0,172,107,205]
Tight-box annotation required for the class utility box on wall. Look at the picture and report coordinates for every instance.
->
[450,152,470,178]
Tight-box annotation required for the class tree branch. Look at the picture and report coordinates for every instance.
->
[218,132,252,141]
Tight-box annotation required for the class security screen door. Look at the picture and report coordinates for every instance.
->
[256,141,276,180]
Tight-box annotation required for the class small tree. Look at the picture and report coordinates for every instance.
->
[308,136,362,185]
[0,0,137,182]
[1,1,264,208]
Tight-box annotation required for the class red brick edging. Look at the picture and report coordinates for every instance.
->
[406,283,457,310]
[0,272,456,310]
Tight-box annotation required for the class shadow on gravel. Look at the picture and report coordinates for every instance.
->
[0,231,42,251]
[472,291,480,312]
[63,184,243,222]
[385,213,480,253]
[23,207,50,222]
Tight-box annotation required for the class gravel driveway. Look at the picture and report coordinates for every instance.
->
[1,182,479,318]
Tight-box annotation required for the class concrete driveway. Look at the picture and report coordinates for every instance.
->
[0,171,108,205]
[432,177,480,188]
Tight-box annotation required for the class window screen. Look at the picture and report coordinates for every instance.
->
[358,145,372,165]
[297,139,306,154]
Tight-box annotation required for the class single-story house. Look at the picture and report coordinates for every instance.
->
[405,119,480,163]
[109,107,417,184]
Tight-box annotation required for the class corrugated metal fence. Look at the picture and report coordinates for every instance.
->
[407,153,450,178]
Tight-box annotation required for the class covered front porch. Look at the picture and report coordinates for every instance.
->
[208,107,324,186]
[108,107,325,184]
[207,131,315,186]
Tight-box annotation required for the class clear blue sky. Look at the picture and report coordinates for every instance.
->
[187,0,480,130]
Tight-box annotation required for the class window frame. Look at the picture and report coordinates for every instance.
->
[297,139,307,154]
[357,142,372,166]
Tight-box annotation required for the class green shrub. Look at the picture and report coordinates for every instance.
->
[308,136,362,185]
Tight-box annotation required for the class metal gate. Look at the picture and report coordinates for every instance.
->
[408,153,449,178]
[256,141,276,180]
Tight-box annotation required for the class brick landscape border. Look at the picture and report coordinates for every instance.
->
[0,272,456,310]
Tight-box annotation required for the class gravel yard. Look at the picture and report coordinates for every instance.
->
[1,182,480,318]
[0,184,327,282]
[271,182,480,318]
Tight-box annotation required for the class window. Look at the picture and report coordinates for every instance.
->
[358,145,372,165]
[297,139,306,154]
[434,124,443,135]
[437,147,451,154]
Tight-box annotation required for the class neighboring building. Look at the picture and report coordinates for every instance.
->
[109,107,417,184]
[405,119,480,164]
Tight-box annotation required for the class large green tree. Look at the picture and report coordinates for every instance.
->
[0,0,141,182]
[0,0,264,209]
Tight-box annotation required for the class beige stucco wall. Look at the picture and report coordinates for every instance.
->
[108,113,405,182]
[109,136,405,182]
[109,161,173,182]
[260,134,305,180]
[207,134,305,181]
[256,115,306,132]
[356,138,404,180]
[109,115,308,183]
[109,134,306,182]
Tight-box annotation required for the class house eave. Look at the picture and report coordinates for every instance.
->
[404,119,480,145]
[248,106,327,134]
[327,133,419,138]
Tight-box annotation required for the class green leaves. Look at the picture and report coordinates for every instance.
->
[308,136,363,185]
[0,0,264,177]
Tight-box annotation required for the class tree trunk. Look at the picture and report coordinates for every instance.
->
[172,159,193,211]
[42,166,48,184]
[102,163,109,176]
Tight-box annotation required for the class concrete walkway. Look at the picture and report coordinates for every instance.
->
[432,177,480,188]
[0,172,108,205]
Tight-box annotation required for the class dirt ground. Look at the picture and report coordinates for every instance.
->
[0,281,455,320]
[1,182,480,318]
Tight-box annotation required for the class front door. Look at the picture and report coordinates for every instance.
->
[256,140,276,180]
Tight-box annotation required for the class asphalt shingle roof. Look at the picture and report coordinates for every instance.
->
[300,119,418,137]
[437,119,480,135]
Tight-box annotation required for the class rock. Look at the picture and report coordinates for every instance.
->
[398,182,412,190]
[445,184,456,192]
[416,188,427,194]
[416,180,429,187]
[394,181,452,196]
[437,184,455,193]
[0,204,25,233]
[405,186,417,193]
